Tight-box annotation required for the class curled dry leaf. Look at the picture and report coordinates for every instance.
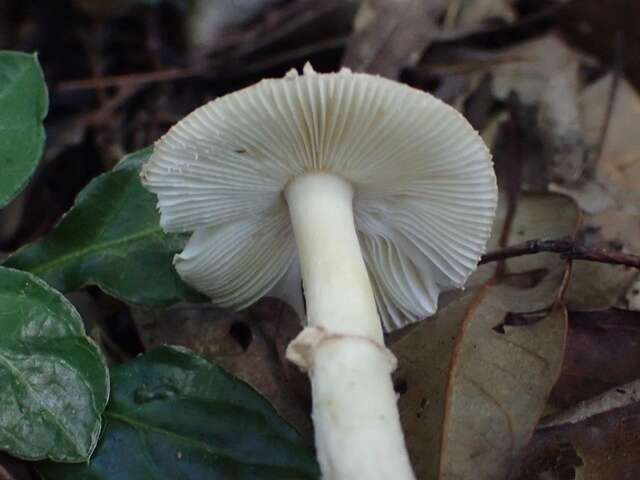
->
[392,191,578,480]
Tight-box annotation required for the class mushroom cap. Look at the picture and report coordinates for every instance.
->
[141,64,498,331]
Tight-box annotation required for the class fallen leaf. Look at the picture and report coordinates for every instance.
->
[513,402,640,480]
[555,73,640,218]
[542,379,640,429]
[626,275,640,310]
[564,261,635,311]
[559,0,640,93]
[392,291,478,479]
[581,74,640,209]
[188,0,283,54]
[342,0,447,78]
[443,0,515,29]
[551,181,616,216]
[394,280,568,479]
[442,293,567,480]
[491,35,588,184]
[0,452,36,480]
[550,308,640,409]
[392,187,578,479]
[491,35,580,106]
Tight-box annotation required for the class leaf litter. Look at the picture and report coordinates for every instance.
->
[2,0,640,478]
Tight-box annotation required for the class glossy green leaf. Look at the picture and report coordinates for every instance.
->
[39,346,319,480]
[0,51,48,208]
[5,148,206,307]
[0,267,108,462]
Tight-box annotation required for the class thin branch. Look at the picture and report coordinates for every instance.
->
[56,66,205,92]
[56,35,348,92]
[480,237,640,269]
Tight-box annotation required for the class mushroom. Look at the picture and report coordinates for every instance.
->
[141,64,497,480]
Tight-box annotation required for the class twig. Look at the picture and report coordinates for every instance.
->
[480,237,640,269]
[56,66,206,92]
[56,34,348,92]
[228,0,346,59]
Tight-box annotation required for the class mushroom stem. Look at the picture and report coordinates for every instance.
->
[285,173,415,480]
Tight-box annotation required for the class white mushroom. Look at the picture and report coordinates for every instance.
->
[141,63,497,480]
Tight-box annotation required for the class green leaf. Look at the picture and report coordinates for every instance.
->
[39,346,319,480]
[0,267,108,462]
[4,148,206,307]
[0,51,48,208]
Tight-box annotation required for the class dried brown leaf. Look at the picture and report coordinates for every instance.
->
[556,73,640,218]
[491,34,588,184]
[550,308,640,409]
[443,0,515,29]
[542,379,640,429]
[626,275,640,311]
[392,190,578,480]
[393,291,478,479]
[442,294,567,480]
[491,35,580,106]
[564,261,635,311]
[342,0,446,78]
[393,279,568,479]
[0,452,35,480]
[514,403,640,480]
[559,0,640,93]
